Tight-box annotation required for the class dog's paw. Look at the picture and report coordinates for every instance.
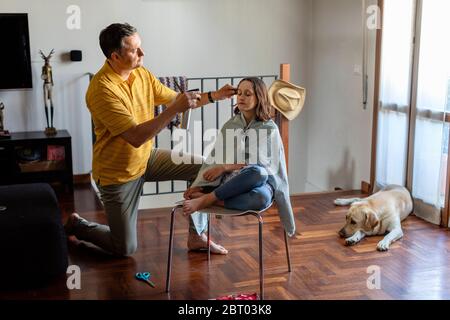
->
[377,240,390,251]
[345,238,358,246]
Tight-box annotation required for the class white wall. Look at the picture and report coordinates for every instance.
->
[303,0,376,192]
[0,0,311,194]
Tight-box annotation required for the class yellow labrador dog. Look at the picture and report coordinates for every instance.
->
[336,185,413,251]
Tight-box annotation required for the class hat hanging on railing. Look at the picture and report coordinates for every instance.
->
[268,80,306,121]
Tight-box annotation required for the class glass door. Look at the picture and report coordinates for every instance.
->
[408,0,450,225]
[375,0,450,225]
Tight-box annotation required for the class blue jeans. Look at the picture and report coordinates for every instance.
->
[213,165,273,211]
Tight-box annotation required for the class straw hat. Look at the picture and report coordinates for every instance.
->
[268,80,306,121]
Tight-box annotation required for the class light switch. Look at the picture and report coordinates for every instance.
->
[353,64,362,75]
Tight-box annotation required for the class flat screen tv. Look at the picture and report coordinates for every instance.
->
[0,13,32,89]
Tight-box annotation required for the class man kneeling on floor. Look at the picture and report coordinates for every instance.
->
[64,23,235,256]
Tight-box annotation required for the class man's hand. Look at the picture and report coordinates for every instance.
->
[173,91,201,113]
[203,165,226,182]
[213,84,237,101]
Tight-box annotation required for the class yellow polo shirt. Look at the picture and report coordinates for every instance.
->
[86,61,177,186]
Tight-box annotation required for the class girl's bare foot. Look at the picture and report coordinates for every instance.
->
[183,187,203,200]
[216,200,224,207]
[183,192,218,215]
[190,191,206,199]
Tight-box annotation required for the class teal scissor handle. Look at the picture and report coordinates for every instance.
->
[135,272,156,288]
[136,272,150,280]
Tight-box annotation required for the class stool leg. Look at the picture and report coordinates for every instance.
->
[207,214,211,262]
[250,212,264,300]
[284,231,292,272]
[258,215,264,300]
[166,205,181,293]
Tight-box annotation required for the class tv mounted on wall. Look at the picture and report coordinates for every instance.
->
[0,13,32,89]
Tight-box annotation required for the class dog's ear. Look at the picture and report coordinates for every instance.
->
[364,210,379,229]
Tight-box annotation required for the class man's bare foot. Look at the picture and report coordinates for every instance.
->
[183,192,217,215]
[63,212,87,235]
[187,232,228,255]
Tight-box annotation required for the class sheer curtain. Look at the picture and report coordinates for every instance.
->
[411,0,450,224]
[375,0,415,188]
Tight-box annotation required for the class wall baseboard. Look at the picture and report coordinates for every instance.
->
[290,189,362,200]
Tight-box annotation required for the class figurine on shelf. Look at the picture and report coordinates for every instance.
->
[0,102,11,139]
[0,102,4,132]
[40,49,57,136]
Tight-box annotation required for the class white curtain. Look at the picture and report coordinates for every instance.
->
[376,111,409,186]
[411,0,450,224]
[375,0,415,188]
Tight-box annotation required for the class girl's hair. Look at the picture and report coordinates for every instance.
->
[234,77,273,121]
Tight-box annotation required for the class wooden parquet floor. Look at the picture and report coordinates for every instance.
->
[3,184,450,300]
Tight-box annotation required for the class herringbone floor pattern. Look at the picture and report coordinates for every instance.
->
[3,185,450,300]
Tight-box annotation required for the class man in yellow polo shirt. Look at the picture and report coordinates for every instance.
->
[64,23,235,256]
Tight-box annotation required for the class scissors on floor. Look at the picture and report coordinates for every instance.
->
[135,272,156,288]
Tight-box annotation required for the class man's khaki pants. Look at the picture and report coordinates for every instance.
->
[72,149,204,256]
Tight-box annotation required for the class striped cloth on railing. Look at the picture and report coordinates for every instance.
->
[156,76,188,130]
